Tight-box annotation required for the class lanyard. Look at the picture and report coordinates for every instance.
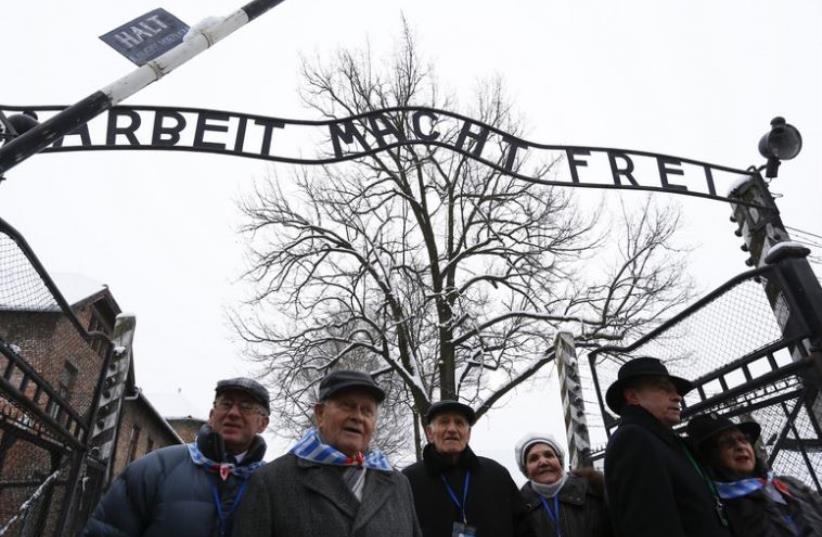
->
[682,444,720,498]
[681,442,729,528]
[538,495,562,537]
[209,476,250,537]
[440,471,471,524]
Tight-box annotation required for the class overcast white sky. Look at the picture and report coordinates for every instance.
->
[2,0,821,478]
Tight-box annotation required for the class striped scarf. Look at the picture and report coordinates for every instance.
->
[715,471,792,502]
[187,443,264,481]
[290,427,392,471]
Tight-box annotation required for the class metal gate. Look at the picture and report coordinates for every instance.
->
[0,216,114,536]
[587,255,822,492]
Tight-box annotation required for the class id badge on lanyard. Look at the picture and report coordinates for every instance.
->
[441,472,475,537]
[451,521,478,537]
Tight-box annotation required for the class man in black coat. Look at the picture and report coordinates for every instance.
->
[403,400,534,537]
[603,358,732,537]
[83,378,270,537]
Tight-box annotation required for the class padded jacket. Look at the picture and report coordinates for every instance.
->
[83,425,265,537]
[521,470,612,537]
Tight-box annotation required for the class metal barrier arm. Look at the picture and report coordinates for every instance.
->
[0,0,287,177]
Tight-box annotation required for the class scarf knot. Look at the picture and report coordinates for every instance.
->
[187,443,264,481]
[290,427,392,471]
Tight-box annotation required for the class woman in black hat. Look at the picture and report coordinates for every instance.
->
[687,413,822,537]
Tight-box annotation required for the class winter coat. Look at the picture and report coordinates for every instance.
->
[232,453,422,537]
[604,405,732,537]
[719,474,822,537]
[521,471,612,537]
[83,425,266,537]
[402,443,535,537]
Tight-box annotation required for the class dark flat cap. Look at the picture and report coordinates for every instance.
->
[425,400,476,426]
[318,370,385,403]
[216,377,270,414]
[605,357,693,414]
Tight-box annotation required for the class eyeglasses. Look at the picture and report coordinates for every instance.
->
[214,398,263,415]
[716,433,752,450]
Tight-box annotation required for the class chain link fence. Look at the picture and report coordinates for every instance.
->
[0,217,111,537]
[587,261,822,492]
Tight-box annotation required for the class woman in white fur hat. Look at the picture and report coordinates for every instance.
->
[515,432,612,537]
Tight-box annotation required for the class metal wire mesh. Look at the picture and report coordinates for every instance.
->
[0,234,59,312]
[590,276,785,410]
[586,264,822,491]
[0,220,110,536]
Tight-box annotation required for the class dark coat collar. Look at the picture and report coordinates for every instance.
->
[618,404,682,450]
[195,424,267,464]
[421,443,480,475]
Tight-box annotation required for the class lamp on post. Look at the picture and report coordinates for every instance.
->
[758,116,803,178]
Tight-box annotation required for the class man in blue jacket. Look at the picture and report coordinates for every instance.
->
[83,377,270,537]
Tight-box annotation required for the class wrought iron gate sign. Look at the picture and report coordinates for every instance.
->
[1,104,757,205]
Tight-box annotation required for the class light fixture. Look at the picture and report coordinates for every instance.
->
[758,116,802,178]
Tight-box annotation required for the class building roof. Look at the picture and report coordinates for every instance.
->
[0,271,118,313]
[124,387,186,445]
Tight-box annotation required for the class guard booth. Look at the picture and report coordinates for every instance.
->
[586,251,822,492]
[0,217,130,537]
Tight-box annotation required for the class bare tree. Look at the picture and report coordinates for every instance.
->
[233,21,691,459]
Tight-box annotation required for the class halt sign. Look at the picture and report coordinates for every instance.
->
[99,8,190,66]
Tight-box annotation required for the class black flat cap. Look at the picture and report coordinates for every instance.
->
[686,413,761,450]
[216,377,270,414]
[605,357,693,414]
[318,370,386,403]
[425,400,476,426]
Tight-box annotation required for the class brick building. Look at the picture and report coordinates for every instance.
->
[109,373,184,479]
[0,274,182,536]
[167,416,207,443]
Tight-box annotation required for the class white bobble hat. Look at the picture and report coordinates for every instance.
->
[514,432,565,476]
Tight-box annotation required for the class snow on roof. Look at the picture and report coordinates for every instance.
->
[0,271,107,312]
[143,389,206,421]
[52,272,107,306]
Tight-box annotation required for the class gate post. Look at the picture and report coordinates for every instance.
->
[88,314,136,481]
[555,332,592,469]
[729,169,822,452]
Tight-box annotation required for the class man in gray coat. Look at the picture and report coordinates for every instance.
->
[233,369,421,537]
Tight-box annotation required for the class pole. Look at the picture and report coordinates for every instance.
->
[729,169,822,450]
[0,0,286,177]
[555,332,592,469]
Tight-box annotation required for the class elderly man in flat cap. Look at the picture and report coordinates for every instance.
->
[403,400,534,537]
[233,369,421,537]
[84,377,270,537]
[603,357,732,537]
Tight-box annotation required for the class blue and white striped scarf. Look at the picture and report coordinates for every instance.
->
[187,443,264,481]
[290,427,392,471]
[715,471,792,503]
